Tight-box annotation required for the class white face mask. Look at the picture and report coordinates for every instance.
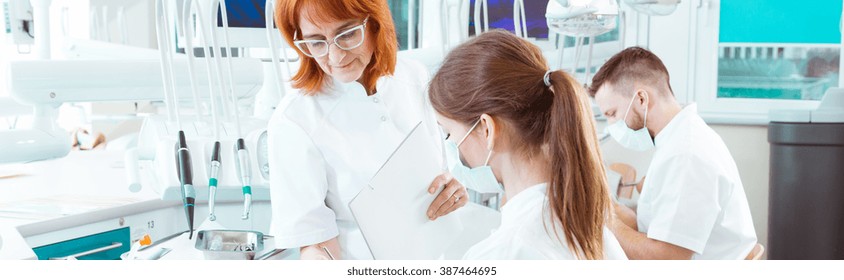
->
[607,94,654,151]
[444,118,504,193]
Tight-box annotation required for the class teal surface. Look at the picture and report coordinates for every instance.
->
[720,0,842,44]
[717,87,803,100]
[32,227,130,260]
[388,0,420,50]
[3,3,11,34]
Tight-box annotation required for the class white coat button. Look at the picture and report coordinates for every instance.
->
[373,97,380,103]
[380,116,387,122]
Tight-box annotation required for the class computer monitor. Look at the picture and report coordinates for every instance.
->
[213,0,273,48]
[467,0,620,47]
[468,0,551,39]
[176,0,274,49]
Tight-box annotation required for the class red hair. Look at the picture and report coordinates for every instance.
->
[275,0,398,95]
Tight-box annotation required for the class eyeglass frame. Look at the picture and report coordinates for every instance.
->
[292,16,369,58]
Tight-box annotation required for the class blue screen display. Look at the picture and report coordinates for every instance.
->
[214,0,551,38]
[469,0,550,38]
[217,0,267,28]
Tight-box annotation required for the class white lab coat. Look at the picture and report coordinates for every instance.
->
[463,184,628,260]
[267,58,442,260]
[636,104,757,259]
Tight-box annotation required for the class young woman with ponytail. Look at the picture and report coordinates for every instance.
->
[429,30,626,260]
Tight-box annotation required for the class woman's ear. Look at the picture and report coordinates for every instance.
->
[480,113,497,151]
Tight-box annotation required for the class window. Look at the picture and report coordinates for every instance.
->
[388,0,420,50]
[718,0,841,101]
[717,46,838,101]
[694,0,843,124]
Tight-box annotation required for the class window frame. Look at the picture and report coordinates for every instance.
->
[692,0,842,125]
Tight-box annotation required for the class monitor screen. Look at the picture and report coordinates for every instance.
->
[217,0,267,28]
[469,0,550,38]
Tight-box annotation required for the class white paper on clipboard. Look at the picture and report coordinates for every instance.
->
[349,122,464,260]
[606,169,622,202]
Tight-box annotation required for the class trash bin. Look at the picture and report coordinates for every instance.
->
[768,88,844,260]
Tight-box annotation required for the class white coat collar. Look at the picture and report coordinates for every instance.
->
[654,103,698,148]
[500,183,548,227]
[326,73,394,99]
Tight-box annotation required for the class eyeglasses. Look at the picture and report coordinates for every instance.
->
[293,16,369,58]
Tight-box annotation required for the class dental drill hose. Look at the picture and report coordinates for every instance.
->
[208,141,221,221]
[235,139,252,220]
[176,131,196,239]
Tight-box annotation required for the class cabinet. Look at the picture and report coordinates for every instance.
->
[31,227,130,260]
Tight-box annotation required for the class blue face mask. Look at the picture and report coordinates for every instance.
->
[444,119,504,193]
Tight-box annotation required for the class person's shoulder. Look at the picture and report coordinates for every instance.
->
[659,113,729,162]
[462,229,518,260]
[269,88,334,135]
[395,56,427,75]
[391,57,429,87]
[505,204,574,257]
[511,224,574,259]
[651,148,719,174]
[521,212,564,241]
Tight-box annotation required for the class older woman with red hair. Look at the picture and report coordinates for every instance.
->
[267,0,468,260]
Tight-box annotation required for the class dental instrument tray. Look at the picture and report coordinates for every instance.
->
[194,230,264,260]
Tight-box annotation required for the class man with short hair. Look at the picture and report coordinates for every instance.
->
[589,47,757,260]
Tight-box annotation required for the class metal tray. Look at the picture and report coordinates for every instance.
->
[194,230,264,260]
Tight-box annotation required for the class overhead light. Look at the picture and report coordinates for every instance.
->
[624,0,681,16]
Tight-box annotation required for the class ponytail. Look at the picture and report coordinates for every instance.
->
[545,70,611,260]
[427,30,611,260]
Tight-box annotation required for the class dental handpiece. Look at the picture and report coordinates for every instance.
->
[235,139,252,220]
[208,141,221,221]
[176,131,196,239]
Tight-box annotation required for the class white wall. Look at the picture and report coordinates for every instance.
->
[646,0,695,104]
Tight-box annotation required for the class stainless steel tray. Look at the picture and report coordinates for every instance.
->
[194,230,264,260]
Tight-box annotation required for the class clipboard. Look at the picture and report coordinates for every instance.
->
[349,122,464,259]
[606,169,622,202]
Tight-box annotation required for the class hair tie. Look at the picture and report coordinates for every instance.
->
[543,70,553,87]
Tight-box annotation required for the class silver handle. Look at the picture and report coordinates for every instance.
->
[50,242,123,260]
[409,0,416,49]
[256,248,286,260]
[145,247,173,260]
[138,230,189,252]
